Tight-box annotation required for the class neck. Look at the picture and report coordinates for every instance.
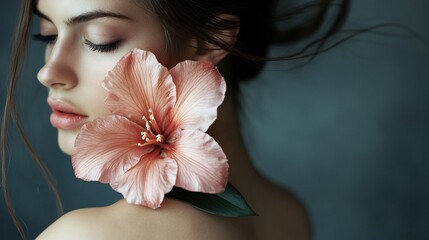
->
[208,88,258,193]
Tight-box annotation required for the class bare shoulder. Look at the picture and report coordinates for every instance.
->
[109,198,252,240]
[36,206,115,240]
[37,198,252,240]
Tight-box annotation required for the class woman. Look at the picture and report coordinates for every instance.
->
[2,0,349,239]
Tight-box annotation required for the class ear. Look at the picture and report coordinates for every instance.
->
[185,14,240,65]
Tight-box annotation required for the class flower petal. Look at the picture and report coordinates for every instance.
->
[111,151,178,209]
[167,129,228,193]
[72,115,154,183]
[103,49,176,130]
[166,60,226,134]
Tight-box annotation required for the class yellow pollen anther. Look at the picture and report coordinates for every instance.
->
[141,132,147,140]
[156,134,164,142]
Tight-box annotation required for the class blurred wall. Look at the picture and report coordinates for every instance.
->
[1,0,429,239]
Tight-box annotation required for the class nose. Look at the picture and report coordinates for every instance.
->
[37,45,78,90]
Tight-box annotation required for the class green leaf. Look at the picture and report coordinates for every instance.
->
[166,182,258,217]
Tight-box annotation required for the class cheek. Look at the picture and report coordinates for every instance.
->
[44,46,52,61]
[78,60,117,119]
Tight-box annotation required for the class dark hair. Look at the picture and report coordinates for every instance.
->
[143,0,350,82]
[1,0,350,239]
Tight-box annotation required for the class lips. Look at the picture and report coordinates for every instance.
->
[48,99,89,130]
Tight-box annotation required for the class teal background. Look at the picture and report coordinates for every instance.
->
[1,0,429,239]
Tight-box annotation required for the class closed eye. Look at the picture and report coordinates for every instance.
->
[84,39,120,53]
[32,34,57,45]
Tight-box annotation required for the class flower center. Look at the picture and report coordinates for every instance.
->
[137,108,166,147]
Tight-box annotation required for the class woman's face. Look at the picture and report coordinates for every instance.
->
[36,0,176,154]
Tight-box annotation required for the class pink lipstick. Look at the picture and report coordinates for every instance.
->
[48,99,88,130]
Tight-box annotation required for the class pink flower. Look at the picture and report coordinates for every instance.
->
[71,49,228,209]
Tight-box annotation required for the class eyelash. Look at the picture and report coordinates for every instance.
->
[32,33,57,45]
[84,39,120,53]
[32,34,120,53]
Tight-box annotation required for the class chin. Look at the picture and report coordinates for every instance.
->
[57,129,79,155]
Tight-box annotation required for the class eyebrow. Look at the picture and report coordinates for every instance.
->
[34,8,130,26]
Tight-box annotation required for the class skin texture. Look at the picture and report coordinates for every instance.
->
[35,0,312,239]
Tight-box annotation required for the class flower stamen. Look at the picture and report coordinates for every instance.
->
[156,134,164,142]
[138,109,165,147]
